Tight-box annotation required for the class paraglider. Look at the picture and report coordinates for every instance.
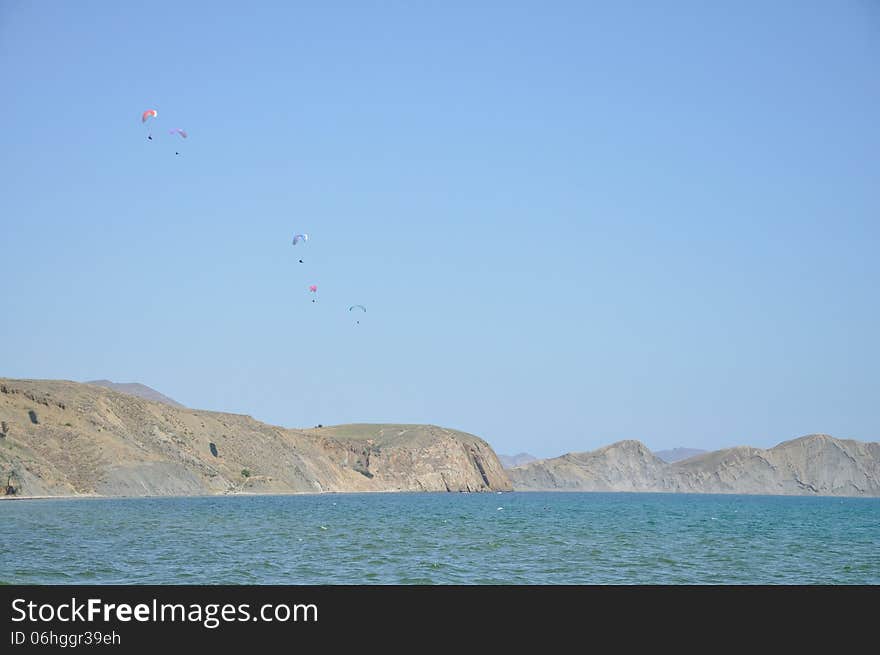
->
[292,233,308,262]
[141,109,157,140]
[169,128,187,155]
[349,304,366,324]
[309,284,317,302]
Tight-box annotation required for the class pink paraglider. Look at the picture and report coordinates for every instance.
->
[309,284,318,303]
[168,128,187,155]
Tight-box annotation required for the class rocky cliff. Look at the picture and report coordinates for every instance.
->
[508,435,880,497]
[0,378,511,497]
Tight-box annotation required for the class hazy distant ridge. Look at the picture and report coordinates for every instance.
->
[498,453,538,468]
[86,380,185,408]
[654,447,707,463]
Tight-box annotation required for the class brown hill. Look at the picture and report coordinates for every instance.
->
[0,378,511,497]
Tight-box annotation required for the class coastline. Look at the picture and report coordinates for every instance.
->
[2,488,878,502]
[0,488,485,502]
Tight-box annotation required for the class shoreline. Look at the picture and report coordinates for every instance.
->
[0,488,490,502]
[2,489,878,502]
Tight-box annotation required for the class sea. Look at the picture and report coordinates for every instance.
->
[2,492,878,584]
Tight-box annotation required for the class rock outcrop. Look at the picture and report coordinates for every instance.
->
[508,435,880,497]
[0,378,511,497]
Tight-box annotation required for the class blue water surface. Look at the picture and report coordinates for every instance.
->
[2,493,878,584]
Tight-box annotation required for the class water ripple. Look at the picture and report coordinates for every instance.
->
[1,493,878,584]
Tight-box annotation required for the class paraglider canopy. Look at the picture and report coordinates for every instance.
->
[141,109,157,123]
[309,285,318,293]
[349,304,366,324]
[169,128,187,138]
[292,234,309,245]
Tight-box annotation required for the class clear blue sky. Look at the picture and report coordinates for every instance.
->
[2,1,878,457]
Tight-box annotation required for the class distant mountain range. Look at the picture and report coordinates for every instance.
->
[3,377,878,498]
[86,380,185,408]
[653,447,707,463]
[503,449,707,467]
[498,453,538,468]
[508,437,880,496]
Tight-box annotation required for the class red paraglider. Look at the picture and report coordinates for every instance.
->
[141,109,158,140]
[309,284,317,303]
